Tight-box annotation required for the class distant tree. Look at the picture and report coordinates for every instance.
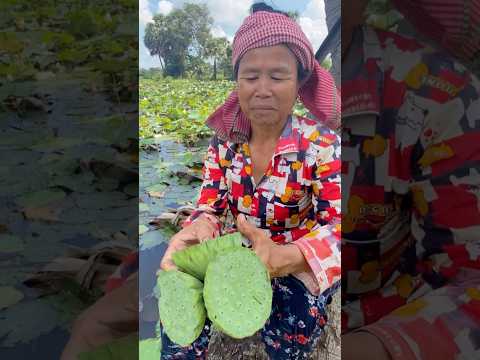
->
[220,45,233,80]
[139,67,163,80]
[286,10,299,21]
[321,57,332,70]
[143,3,213,77]
[204,36,229,80]
[184,54,210,79]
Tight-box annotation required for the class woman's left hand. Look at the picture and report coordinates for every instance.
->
[236,214,309,277]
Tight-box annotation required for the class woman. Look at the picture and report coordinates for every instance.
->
[61,3,341,360]
[159,3,341,359]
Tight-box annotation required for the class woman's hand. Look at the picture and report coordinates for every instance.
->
[236,214,309,277]
[60,274,138,360]
[160,217,217,271]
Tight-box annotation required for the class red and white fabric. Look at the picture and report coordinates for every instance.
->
[392,0,480,62]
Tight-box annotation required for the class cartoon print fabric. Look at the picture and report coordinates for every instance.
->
[342,26,480,359]
[184,115,341,296]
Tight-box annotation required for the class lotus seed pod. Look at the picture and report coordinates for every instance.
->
[172,232,243,280]
[203,247,272,339]
[156,270,206,346]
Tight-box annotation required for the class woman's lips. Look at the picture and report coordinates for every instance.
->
[252,107,275,110]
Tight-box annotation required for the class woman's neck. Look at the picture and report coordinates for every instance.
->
[249,116,289,146]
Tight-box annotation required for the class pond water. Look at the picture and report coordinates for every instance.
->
[0,74,138,357]
[139,138,208,340]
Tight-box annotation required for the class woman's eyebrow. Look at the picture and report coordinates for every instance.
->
[269,66,292,73]
[238,66,260,74]
[239,65,293,74]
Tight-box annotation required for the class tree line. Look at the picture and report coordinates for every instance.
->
[143,3,232,80]
[142,3,332,80]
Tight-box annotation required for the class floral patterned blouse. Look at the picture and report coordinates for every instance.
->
[341,26,480,358]
[184,115,341,296]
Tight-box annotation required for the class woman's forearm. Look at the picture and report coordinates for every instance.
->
[276,244,311,275]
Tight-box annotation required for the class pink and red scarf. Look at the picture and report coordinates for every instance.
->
[392,0,480,62]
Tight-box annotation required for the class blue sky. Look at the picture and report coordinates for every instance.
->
[139,0,328,69]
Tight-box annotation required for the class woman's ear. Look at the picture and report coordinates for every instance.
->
[297,71,309,88]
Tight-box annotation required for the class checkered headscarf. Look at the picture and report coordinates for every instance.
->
[206,11,341,143]
[392,0,480,62]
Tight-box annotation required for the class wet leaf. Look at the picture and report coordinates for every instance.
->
[23,204,62,222]
[0,32,24,54]
[139,225,149,235]
[3,94,49,112]
[73,191,128,210]
[146,183,166,198]
[140,230,165,250]
[0,235,25,253]
[0,299,62,347]
[94,179,120,192]
[57,48,89,64]
[0,286,24,310]
[122,183,137,197]
[67,10,100,39]
[0,62,36,81]
[31,137,90,151]
[41,31,75,47]
[15,188,66,209]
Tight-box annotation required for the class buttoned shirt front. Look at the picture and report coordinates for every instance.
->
[185,115,341,295]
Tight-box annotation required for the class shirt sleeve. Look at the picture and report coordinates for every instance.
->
[182,136,229,235]
[293,128,342,295]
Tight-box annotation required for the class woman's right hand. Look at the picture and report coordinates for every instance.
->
[159,217,218,271]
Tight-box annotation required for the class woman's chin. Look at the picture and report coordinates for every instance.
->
[250,113,283,128]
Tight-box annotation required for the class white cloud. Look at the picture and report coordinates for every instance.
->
[299,0,328,50]
[139,0,153,24]
[200,0,252,30]
[158,0,173,15]
[210,25,233,42]
[210,25,227,38]
[303,0,326,21]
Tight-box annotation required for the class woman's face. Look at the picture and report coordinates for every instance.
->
[237,45,300,129]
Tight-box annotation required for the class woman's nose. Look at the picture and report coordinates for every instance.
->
[255,76,273,97]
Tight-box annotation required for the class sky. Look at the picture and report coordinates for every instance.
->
[139,0,329,69]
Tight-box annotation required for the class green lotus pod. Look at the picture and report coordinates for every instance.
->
[156,270,206,346]
[203,247,272,339]
[172,232,243,280]
[139,337,161,359]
